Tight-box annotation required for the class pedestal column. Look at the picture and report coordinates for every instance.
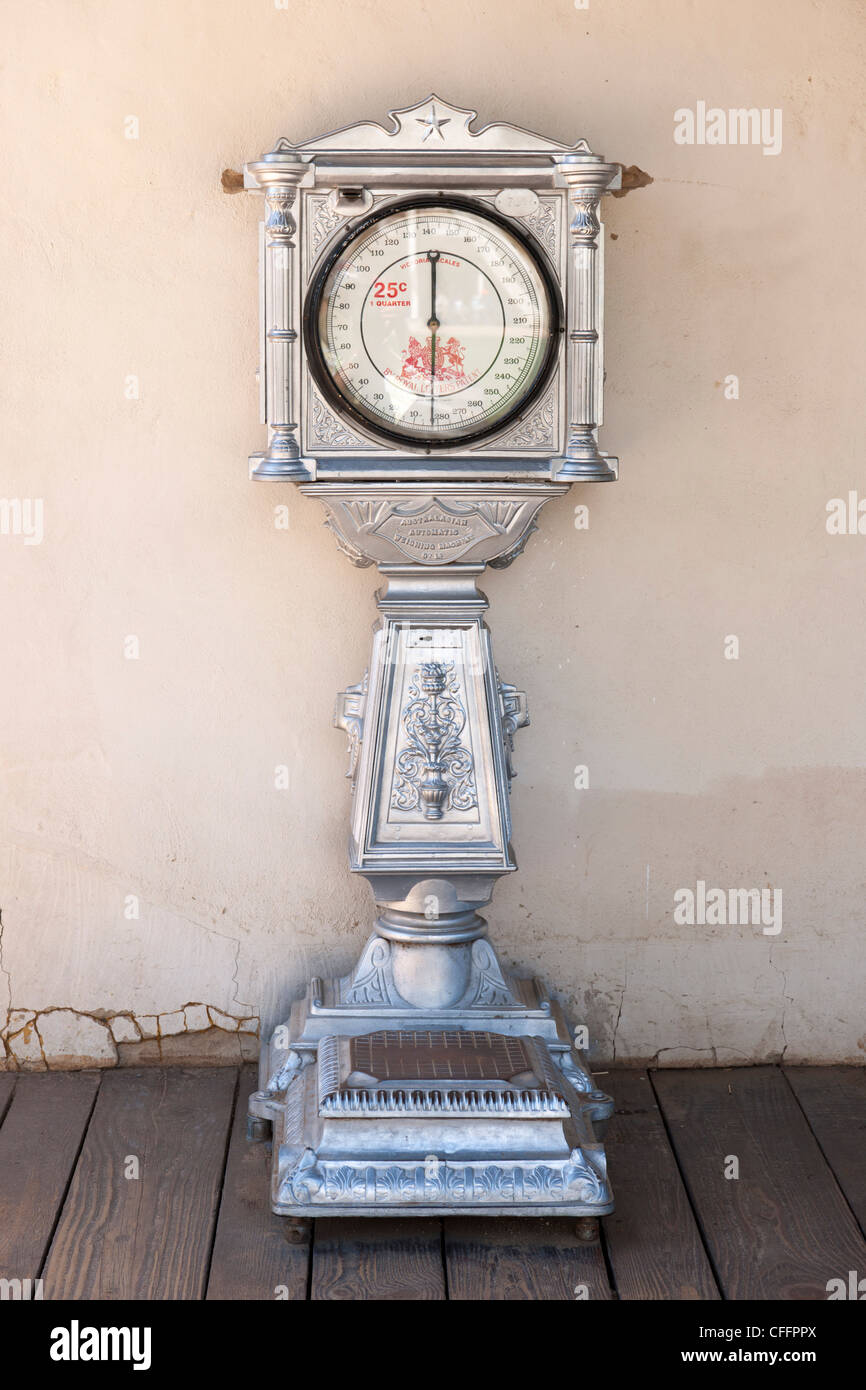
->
[247,484,615,1220]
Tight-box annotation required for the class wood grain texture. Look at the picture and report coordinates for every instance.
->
[42,1067,236,1300]
[602,1070,720,1300]
[653,1066,866,1300]
[444,1216,613,1300]
[785,1066,866,1235]
[0,1071,100,1282]
[6,1066,863,1301]
[206,1064,310,1300]
[312,1219,446,1300]
[0,1072,17,1125]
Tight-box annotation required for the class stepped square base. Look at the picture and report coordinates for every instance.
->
[249,941,614,1219]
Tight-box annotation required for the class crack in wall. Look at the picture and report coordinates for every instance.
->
[203,922,255,1019]
[0,908,12,1069]
[0,908,11,1019]
[652,1046,717,1063]
[1,837,258,1012]
[610,962,628,1063]
[0,869,259,1068]
[767,944,792,1061]
[1,1003,261,1071]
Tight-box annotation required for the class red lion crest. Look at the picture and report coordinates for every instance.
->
[398,334,469,390]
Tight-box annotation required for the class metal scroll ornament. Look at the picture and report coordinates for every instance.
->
[391,662,477,819]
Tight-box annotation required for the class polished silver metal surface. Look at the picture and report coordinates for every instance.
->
[247,499,616,1218]
[243,97,619,1220]
[249,926,616,1217]
[244,95,619,483]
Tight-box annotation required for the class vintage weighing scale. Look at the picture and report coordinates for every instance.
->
[243,97,620,1232]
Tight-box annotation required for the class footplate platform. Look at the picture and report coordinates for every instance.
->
[257,1026,614,1218]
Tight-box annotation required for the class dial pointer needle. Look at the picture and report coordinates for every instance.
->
[426,249,440,428]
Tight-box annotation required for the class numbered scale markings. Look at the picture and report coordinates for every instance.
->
[305,200,560,447]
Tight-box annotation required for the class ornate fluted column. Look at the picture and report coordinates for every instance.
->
[555,161,619,480]
[246,158,309,479]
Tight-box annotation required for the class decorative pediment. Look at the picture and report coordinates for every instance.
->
[265,95,594,159]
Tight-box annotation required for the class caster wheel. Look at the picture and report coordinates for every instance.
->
[283,1217,312,1245]
[574,1217,600,1244]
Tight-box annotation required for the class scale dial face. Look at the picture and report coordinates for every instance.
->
[305,199,560,449]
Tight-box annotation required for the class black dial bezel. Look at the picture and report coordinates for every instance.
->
[302,195,563,452]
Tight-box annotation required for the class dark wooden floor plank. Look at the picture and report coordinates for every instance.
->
[312,1219,446,1300]
[602,1070,720,1300]
[653,1066,866,1300]
[206,1064,309,1300]
[42,1067,237,1300]
[2,1064,859,1302]
[0,1072,17,1125]
[785,1066,866,1236]
[444,1216,613,1301]
[0,1071,100,1283]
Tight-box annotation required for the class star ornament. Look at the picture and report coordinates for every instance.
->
[416,104,451,142]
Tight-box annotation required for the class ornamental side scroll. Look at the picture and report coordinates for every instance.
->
[334,672,368,789]
[338,936,525,1013]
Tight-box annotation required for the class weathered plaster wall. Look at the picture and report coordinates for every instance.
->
[2,0,864,1069]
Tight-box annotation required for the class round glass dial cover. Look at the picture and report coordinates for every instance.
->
[306,200,559,446]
